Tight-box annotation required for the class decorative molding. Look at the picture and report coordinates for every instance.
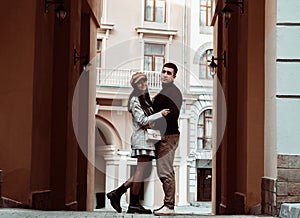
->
[1,197,26,209]
[135,27,177,42]
[100,23,114,30]
[276,59,300,62]
[98,105,128,111]
[117,150,130,156]
[193,42,213,64]
[31,190,51,210]
[277,23,300,26]
[195,150,212,159]
[65,201,78,210]
[276,95,300,99]
[95,145,116,156]
[98,23,115,38]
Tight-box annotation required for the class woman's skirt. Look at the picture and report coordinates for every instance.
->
[131,149,155,159]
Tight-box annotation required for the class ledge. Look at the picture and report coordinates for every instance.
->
[98,23,115,38]
[280,203,300,218]
[100,23,114,30]
[135,27,177,40]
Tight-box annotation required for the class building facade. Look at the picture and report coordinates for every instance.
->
[2,0,299,215]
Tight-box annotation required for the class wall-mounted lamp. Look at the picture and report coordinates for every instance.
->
[221,0,244,27]
[74,49,89,66]
[208,52,226,78]
[45,0,68,23]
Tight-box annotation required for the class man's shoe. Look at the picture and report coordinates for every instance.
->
[106,190,122,213]
[127,204,152,214]
[153,205,164,212]
[153,205,175,216]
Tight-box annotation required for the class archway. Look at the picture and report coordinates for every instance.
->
[94,115,122,209]
[189,97,213,208]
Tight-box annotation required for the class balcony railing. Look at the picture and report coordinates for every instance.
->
[96,68,161,89]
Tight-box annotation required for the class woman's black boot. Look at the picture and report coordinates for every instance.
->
[106,184,127,213]
[127,194,152,214]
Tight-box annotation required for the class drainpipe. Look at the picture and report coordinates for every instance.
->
[182,0,188,113]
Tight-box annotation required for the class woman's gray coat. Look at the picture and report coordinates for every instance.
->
[129,96,163,150]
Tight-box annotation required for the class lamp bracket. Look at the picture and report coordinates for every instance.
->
[74,49,89,65]
[213,51,226,68]
[208,51,226,78]
[45,0,64,13]
[225,0,244,14]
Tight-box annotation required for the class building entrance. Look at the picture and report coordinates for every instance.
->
[197,168,212,201]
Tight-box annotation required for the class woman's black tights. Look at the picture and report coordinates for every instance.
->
[123,155,153,196]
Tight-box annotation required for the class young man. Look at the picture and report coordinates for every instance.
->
[152,62,183,216]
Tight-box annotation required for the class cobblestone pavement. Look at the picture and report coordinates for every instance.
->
[0,206,274,218]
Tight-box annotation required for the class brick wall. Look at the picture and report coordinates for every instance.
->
[262,154,300,216]
[261,177,278,216]
[277,154,300,205]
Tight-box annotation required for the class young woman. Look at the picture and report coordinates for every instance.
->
[106,72,170,214]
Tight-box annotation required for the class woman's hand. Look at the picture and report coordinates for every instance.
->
[161,109,170,116]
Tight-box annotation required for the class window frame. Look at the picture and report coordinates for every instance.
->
[144,0,166,23]
[199,0,212,27]
[199,49,213,80]
[96,39,102,68]
[197,109,213,150]
[144,43,165,71]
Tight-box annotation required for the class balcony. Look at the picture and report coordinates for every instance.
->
[96,68,161,90]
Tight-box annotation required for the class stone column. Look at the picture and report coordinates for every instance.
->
[177,115,189,206]
[105,163,116,210]
[189,159,197,203]
[143,165,155,206]
[97,145,118,210]
[117,150,130,206]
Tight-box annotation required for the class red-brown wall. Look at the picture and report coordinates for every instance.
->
[0,0,100,210]
[0,1,36,204]
[214,0,265,214]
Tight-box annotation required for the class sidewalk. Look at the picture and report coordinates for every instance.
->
[95,204,212,215]
[0,205,274,218]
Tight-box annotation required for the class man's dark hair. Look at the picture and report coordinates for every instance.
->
[163,62,178,75]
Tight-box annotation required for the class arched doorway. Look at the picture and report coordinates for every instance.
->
[94,115,122,209]
[189,98,213,207]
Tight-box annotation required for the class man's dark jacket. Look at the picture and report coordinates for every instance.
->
[153,82,182,136]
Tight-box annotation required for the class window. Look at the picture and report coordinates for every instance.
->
[96,39,102,68]
[199,49,213,79]
[199,0,212,27]
[144,43,165,71]
[145,0,166,23]
[197,109,213,150]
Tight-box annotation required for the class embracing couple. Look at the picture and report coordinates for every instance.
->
[107,62,183,216]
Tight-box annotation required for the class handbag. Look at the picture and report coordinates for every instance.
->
[145,129,161,143]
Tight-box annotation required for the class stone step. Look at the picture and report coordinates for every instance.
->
[279,203,300,218]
